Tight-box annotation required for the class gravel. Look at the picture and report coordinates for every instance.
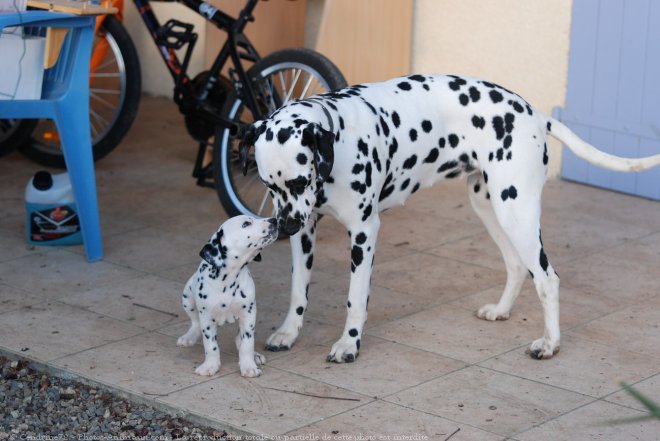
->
[0,355,232,439]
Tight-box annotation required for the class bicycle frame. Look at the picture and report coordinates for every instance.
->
[132,0,263,129]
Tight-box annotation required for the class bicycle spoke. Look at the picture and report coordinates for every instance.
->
[283,68,302,103]
[93,57,117,72]
[299,72,314,99]
[256,189,269,216]
[90,87,121,95]
[90,109,110,136]
[91,92,117,110]
[90,72,121,78]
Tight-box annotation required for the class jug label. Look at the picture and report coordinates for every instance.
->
[29,205,80,242]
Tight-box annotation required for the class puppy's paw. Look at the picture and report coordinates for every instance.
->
[526,338,560,360]
[265,326,299,352]
[194,359,221,376]
[254,352,266,365]
[476,304,510,321]
[327,337,359,363]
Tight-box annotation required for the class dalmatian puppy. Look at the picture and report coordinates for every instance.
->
[177,215,278,377]
[238,74,660,363]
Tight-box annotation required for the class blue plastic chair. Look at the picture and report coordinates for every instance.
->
[0,11,102,262]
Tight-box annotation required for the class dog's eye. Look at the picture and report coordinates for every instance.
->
[242,221,252,228]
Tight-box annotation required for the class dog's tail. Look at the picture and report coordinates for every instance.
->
[546,117,660,172]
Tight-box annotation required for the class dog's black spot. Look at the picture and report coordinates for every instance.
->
[496,148,504,161]
[510,100,524,113]
[483,171,489,183]
[352,164,365,174]
[506,151,512,161]
[412,183,420,193]
[472,115,485,129]
[306,255,313,270]
[361,204,373,221]
[408,74,426,82]
[277,127,294,144]
[474,183,481,193]
[469,86,481,102]
[448,76,467,91]
[356,339,361,350]
[400,179,410,191]
[540,247,549,273]
[439,137,446,148]
[489,90,503,103]
[503,135,512,149]
[349,328,358,337]
[372,148,382,172]
[296,306,304,315]
[543,143,549,165]
[459,94,469,106]
[358,138,369,156]
[392,111,401,128]
[265,128,274,141]
[355,232,367,245]
[421,120,433,133]
[351,181,367,194]
[505,113,515,133]
[339,117,345,130]
[365,163,373,187]
[351,245,363,272]
[438,160,458,173]
[380,116,390,137]
[409,129,418,142]
[547,121,552,132]
[501,185,518,201]
[403,154,418,169]
[301,233,313,254]
[397,81,412,91]
[492,116,505,140]
[448,134,459,148]
[424,148,439,163]
[296,153,307,165]
[379,184,395,202]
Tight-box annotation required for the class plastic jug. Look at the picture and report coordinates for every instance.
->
[25,171,82,246]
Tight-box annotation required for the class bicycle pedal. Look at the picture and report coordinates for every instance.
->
[156,20,196,50]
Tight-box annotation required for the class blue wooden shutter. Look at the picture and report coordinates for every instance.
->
[557,0,660,200]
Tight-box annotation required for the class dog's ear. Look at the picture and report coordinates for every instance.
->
[237,123,266,176]
[200,229,226,267]
[252,252,262,262]
[302,123,335,184]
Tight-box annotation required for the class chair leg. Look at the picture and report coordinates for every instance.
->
[54,106,103,262]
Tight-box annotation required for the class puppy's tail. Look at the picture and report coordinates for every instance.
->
[546,117,660,172]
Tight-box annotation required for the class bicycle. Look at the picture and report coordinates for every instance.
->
[1,0,347,218]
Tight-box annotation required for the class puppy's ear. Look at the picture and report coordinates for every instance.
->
[200,228,226,267]
[252,253,262,262]
[302,123,335,184]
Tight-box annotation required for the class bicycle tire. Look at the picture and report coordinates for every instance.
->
[0,119,37,157]
[213,47,347,218]
[18,15,141,168]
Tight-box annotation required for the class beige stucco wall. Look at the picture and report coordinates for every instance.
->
[412,0,573,177]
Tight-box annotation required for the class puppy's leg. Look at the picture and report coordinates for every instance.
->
[327,215,380,363]
[467,173,527,320]
[194,311,221,376]
[177,279,201,347]
[266,214,319,351]
[487,173,560,359]
[236,302,264,377]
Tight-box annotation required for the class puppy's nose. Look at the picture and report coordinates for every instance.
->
[280,218,301,236]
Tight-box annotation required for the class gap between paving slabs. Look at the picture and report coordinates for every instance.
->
[0,347,264,439]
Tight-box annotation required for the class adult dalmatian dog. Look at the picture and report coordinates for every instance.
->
[177,215,278,377]
[238,74,660,363]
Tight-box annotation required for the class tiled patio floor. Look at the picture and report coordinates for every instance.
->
[1,97,659,440]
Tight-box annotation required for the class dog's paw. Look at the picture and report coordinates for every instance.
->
[476,304,510,321]
[526,338,560,360]
[194,360,221,376]
[240,362,262,378]
[265,326,298,352]
[254,352,266,365]
[177,333,199,347]
[327,337,359,363]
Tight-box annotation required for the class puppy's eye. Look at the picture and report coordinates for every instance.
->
[242,221,252,228]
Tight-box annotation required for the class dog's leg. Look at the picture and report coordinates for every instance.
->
[266,214,319,351]
[177,281,201,347]
[236,304,264,377]
[467,173,527,321]
[194,312,222,376]
[487,174,560,359]
[327,215,381,363]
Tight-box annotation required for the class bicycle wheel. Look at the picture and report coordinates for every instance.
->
[18,15,141,168]
[213,48,347,218]
[0,119,37,157]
